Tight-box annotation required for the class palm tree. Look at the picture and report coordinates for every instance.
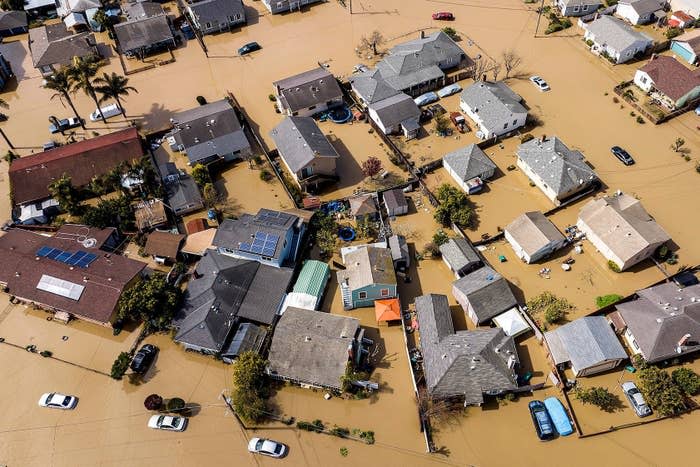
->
[94,72,138,118]
[0,98,13,149]
[68,55,104,123]
[43,69,85,129]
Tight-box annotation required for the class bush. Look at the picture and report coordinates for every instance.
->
[432,230,449,246]
[144,394,163,411]
[574,386,620,412]
[595,294,623,308]
[607,260,621,273]
[40,350,53,357]
[111,352,131,380]
[166,397,186,412]
[638,365,686,416]
[527,291,574,324]
[358,430,375,444]
[666,27,682,40]
[423,242,440,257]
[196,95,207,105]
[259,169,273,182]
[297,419,324,432]
[672,368,700,396]
[330,426,350,438]
[585,39,594,47]
[191,163,211,187]
[340,447,349,457]
[441,27,458,40]
[520,133,534,143]
[636,116,645,124]
[268,94,276,102]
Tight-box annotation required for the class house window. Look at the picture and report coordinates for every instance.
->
[205,22,212,28]
[503,123,508,129]
[358,291,368,299]
[309,105,316,110]
[301,166,313,178]
[639,76,647,84]
[582,4,588,11]
[380,288,390,297]
[513,119,517,125]
[573,5,580,12]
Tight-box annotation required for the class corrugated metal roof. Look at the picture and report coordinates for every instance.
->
[293,260,330,299]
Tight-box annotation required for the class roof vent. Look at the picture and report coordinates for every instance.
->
[677,297,683,301]
[305,336,312,342]
[656,318,663,323]
[470,365,476,370]
[441,354,447,359]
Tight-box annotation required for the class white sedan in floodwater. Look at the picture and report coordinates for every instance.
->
[148,415,188,432]
[248,438,287,458]
[529,76,550,92]
[38,393,78,410]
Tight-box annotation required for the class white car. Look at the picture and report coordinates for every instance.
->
[437,83,462,98]
[38,393,78,410]
[529,76,550,92]
[148,415,188,432]
[248,438,287,458]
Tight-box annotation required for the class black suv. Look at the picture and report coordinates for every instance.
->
[611,146,635,165]
[130,344,158,374]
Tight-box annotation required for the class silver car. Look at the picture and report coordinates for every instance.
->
[38,393,78,410]
[248,438,287,458]
[621,381,652,417]
[148,415,188,431]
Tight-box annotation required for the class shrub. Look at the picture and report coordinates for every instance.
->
[144,394,163,411]
[340,447,349,457]
[684,155,691,162]
[636,116,645,124]
[423,242,440,257]
[111,352,131,380]
[441,27,458,40]
[585,39,594,47]
[527,291,574,324]
[595,294,623,308]
[671,368,700,396]
[607,260,621,273]
[297,420,324,432]
[666,27,682,40]
[696,162,700,174]
[191,163,211,187]
[629,111,635,117]
[520,133,534,143]
[574,386,620,412]
[638,365,686,416]
[432,230,449,246]
[330,426,350,438]
[196,96,207,105]
[268,94,276,102]
[166,397,186,412]
[259,169,273,182]
[40,350,53,357]
[612,96,619,103]
[358,430,375,444]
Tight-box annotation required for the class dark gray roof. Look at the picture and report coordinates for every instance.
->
[443,144,497,182]
[460,81,526,134]
[545,316,627,371]
[349,69,401,104]
[268,307,359,390]
[415,293,518,403]
[164,174,203,214]
[114,12,173,53]
[337,246,396,290]
[221,322,267,358]
[622,0,663,15]
[270,116,339,173]
[616,282,700,363]
[517,136,597,197]
[28,23,96,68]
[188,0,245,25]
[174,250,293,352]
[383,188,408,212]
[212,209,298,261]
[388,234,410,266]
[585,16,652,51]
[453,266,517,324]
[124,1,164,19]
[368,92,420,129]
[273,67,343,113]
[0,10,27,30]
[171,99,251,164]
[439,238,481,274]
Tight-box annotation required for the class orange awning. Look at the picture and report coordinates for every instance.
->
[375,298,401,322]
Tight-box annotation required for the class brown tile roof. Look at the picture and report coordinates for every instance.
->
[9,128,143,205]
[144,231,185,259]
[638,55,700,101]
[185,218,209,234]
[0,228,146,325]
[55,224,117,250]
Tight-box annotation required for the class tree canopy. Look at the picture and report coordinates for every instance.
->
[526,291,574,324]
[638,365,686,416]
[48,174,82,215]
[231,351,269,424]
[81,196,134,232]
[433,184,475,229]
[116,273,181,331]
[361,156,383,179]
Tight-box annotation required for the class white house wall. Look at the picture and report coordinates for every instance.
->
[516,157,560,205]
[444,162,470,193]
[634,70,653,92]
[576,218,627,270]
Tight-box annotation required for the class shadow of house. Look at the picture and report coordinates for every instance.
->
[327,134,364,191]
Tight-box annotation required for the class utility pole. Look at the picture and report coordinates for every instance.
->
[0,127,14,150]
[534,0,546,37]
[349,0,352,14]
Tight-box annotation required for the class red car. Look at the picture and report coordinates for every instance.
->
[432,12,454,20]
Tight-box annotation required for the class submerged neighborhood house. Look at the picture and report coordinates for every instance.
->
[261,0,323,14]
[443,144,498,194]
[159,162,204,216]
[556,0,602,16]
[270,116,339,191]
[186,0,246,35]
[505,211,566,264]
[114,2,175,59]
[283,259,330,311]
[453,266,518,326]
[439,237,482,278]
[337,246,397,310]
[273,67,344,117]
[671,0,700,17]
[267,307,368,391]
[28,22,98,76]
[614,281,700,363]
[545,316,628,377]
[0,10,28,36]
[583,15,653,64]
[671,29,700,65]
[616,0,665,25]
[169,99,252,165]
[577,193,671,271]
[459,81,527,139]
[634,55,700,110]
[0,225,146,326]
[416,294,519,405]
[516,136,598,206]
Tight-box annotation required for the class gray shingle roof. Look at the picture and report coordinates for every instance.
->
[443,144,497,182]
[453,266,517,324]
[174,250,293,352]
[163,173,203,214]
[517,136,598,198]
[188,0,245,25]
[621,0,663,15]
[349,70,401,104]
[616,281,700,363]
[505,211,565,259]
[416,293,518,403]
[560,0,601,6]
[388,234,410,267]
[170,99,250,164]
[545,316,627,372]
[0,10,27,30]
[439,238,481,275]
[270,116,339,173]
[273,67,343,114]
[221,322,267,358]
[585,15,652,51]
[337,246,396,291]
[460,81,526,134]
[383,188,408,212]
[369,92,421,129]
[114,12,174,54]
[267,307,359,390]
[28,23,97,68]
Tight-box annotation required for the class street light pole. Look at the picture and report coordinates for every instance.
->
[534,0,546,37]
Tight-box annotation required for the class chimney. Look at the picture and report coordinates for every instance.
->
[420,30,425,39]
[651,53,658,60]
[540,134,546,142]
[678,334,691,347]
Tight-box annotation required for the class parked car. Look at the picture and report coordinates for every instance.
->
[49,117,83,134]
[181,23,195,40]
[130,344,158,374]
[621,382,652,418]
[437,83,462,98]
[543,397,574,436]
[694,104,700,116]
[432,12,454,20]
[38,392,78,410]
[248,438,287,458]
[413,91,439,107]
[43,141,58,151]
[90,103,121,121]
[238,41,261,55]
[529,76,550,92]
[611,146,635,165]
[528,400,555,440]
[450,111,468,133]
[148,415,188,431]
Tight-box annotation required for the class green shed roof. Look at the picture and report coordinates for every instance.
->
[293,260,330,299]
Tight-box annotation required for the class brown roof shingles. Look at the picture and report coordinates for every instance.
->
[144,231,185,259]
[9,128,143,205]
[639,55,700,101]
[0,228,146,325]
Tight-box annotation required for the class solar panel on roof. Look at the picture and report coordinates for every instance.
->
[257,210,291,227]
[57,251,73,263]
[76,252,98,268]
[239,242,252,252]
[37,246,53,257]
[46,248,63,260]
[66,251,87,266]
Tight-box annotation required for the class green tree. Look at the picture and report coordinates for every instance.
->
[441,27,458,40]
[574,386,620,412]
[231,351,269,424]
[202,182,219,208]
[638,365,686,416]
[356,216,376,240]
[111,352,131,380]
[432,230,449,246]
[48,174,82,215]
[191,163,210,187]
[68,55,104,122]
[434,113,450,135]
[92,9,113,34]
[671,138,685,153]
[3,150,18,164]
[43,69,85,129]
[166,397,186,412]
[595,294,623,308]
[81,196,134,231]
[116,273,181,331]
[434,183,474,229]
[526,291,574,324]
[671,368,700,396]
[93,72,138,118]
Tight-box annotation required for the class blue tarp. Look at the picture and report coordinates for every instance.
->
[544,397,573,436]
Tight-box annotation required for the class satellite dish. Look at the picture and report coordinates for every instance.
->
[82,238,97,248]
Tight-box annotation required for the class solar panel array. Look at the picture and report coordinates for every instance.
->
[36,247,98,268]
[257,210,291,227]
[239,232,279,257]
